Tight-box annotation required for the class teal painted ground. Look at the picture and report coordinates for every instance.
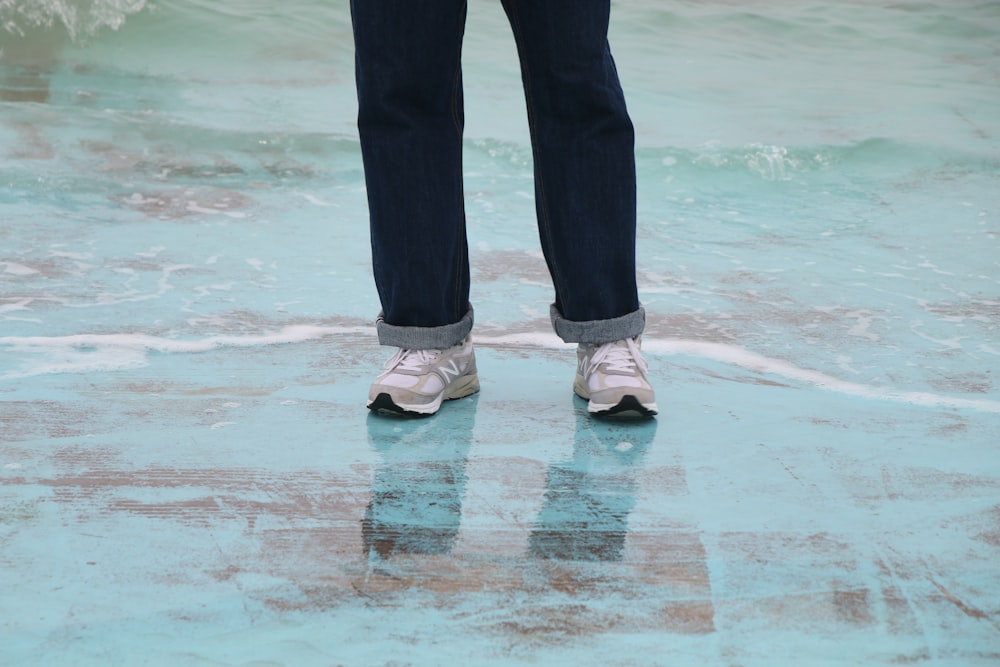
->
[2,1,999,665]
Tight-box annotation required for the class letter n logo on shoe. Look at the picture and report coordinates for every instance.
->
[439,360,463,382]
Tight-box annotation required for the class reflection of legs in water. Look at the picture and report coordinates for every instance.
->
[529,413,655,561]
[362,402,477,559]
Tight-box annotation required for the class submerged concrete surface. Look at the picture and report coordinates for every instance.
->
[1,335,998,666]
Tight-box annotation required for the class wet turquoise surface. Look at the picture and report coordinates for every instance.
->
[2,2,999,665]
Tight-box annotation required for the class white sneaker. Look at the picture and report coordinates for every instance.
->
[367,336,479,416]
[574,337,658,417]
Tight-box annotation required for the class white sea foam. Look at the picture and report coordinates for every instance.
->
[0,325,367,380]
[2,262,39,276]
[1,0,148,40]
[845,310,882,342]
[637,336,1000,414]
[0,298,35,314]
[296,192,336,207]
[472,332,1000,414]
[0,325,363,356]
[135,246,165,259]
[2,327,998,414]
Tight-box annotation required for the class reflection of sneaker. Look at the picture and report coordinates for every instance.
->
[574,337,658,417]
[367,336,479,416]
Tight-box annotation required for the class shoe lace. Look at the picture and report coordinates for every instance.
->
[589,337,647,374]
[385,348,441,372]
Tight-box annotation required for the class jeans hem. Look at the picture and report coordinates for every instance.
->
[550,304,645,344]
[376,307,474,349]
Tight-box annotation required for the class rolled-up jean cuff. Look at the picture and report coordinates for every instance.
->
[376,306,474,349]
[550,304,646,344]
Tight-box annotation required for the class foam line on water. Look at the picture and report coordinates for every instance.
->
[0,326,368,380]
[649,338,1000,414]
[3,328,998,414]
[0,325,367,355]
[476,333,1000,414]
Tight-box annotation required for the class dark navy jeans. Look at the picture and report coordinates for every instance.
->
[351,0,645,348]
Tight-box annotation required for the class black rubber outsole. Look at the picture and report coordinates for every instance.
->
[369,392,656,419]
[367,392,434,418]
[590,395,658,419]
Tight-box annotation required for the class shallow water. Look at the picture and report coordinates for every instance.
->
[2,2,999,666]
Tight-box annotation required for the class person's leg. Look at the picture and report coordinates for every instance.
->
[500,0,656,417]
[351,0,473,349]
[352,1,479,415]
[499,0,644,345]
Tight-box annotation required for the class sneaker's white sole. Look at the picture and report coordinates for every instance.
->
[368,374,480,416]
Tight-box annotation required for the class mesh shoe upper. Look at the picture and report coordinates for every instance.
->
[575,337,657,416]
